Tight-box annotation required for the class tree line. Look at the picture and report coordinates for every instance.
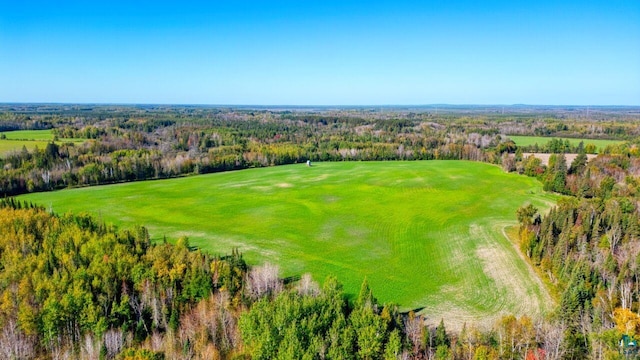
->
[3,107,635,198]
[514,152,640,359]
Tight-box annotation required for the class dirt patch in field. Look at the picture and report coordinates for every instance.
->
[421,302,495,333]
[175,230,208,239]
[252,185,272,191]
[323,195,340,203]
[226,179,259,188]
[476,244,536,316]
[310,174,329,182]
[521,153,597,167]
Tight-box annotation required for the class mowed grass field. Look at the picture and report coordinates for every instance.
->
[0,129,85,155]
[508,135,623,152]
[20,161,557,327]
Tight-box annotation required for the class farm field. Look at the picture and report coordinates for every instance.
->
[508,135,623,152]
[0,140,52,155]
[0,129,57,140]
[20,161,558,328]
[0,129,85,156]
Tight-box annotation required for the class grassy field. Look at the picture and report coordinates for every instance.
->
[0,140,52,155]
[508,135,622,152]
[0,129,85,155]
[0,129,56,140]
[19,161,557,327]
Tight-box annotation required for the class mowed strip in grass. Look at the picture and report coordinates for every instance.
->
[19,161,557,327]
[0,129,85,156]
[508,135,623,152]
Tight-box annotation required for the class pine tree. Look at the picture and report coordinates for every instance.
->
[434,319,449,347]
[356,278,377,309]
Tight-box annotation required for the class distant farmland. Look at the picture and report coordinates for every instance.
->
[507,135,623,152]
[521,153,598,167]
[0,129,84,156]
[20,161,557,328]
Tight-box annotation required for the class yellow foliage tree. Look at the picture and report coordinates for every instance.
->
[613,307,640,337]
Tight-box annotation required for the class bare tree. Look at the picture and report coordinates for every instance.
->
[404,312,424,355]
[502,153,516,172]
[608,223,621,255]
[130,293,148,334]
[296,273,320,297]
[172,291,240,356]
[219,293,240,352]
[600,275,618,327]
[246,263,283,299]
[0,319,35,360]
[150,331,164,353]
[620,280,633,310]
[103,328,124,359]
[47,335,72,360]
[539,320,566,360]
[80,333,100,360]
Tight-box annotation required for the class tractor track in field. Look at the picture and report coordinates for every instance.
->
[419,222,554,332]
[500,224,554,308]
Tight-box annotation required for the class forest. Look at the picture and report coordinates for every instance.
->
[1,105,638,198]
[1,104,640,359]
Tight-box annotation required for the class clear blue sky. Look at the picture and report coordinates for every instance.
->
[1,1,639,105]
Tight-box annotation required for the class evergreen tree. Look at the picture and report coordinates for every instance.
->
[434,319,449,347]
[356,278,377,309]
[383,329,402,360]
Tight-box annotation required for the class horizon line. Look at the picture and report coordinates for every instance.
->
[2,102,640,108]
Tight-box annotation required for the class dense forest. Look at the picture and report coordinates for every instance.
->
[1,105,640,359]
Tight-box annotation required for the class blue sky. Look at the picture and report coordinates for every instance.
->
[1,1,639,105]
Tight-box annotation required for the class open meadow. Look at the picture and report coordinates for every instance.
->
[20,160,558,328]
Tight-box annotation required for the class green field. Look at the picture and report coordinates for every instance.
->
[0,129,85,155]
[508,135,622,152]
[19,161,557,326]
[0,129,56,140]
[0,140,52,155]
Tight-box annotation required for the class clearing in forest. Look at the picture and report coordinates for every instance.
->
[20,161,557,328]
